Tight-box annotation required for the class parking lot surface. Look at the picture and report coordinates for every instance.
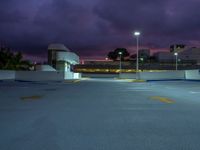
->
[1,79,200,150]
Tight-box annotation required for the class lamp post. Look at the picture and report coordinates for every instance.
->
[119,52,122,73]
[174,52,178,70]
[134,31,140,72]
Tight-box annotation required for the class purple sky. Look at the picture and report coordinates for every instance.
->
[0,0,200,61]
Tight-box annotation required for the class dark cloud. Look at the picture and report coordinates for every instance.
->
[0,0,200,60]
[95,0,200,46]
[0,0,28,23]
[0,10,26,23]
[95,0,167,31]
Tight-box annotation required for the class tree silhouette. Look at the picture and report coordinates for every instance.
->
[108,51,118,61]
[0,47,32,70]
[107,48,130,61]
[114,48,129,60]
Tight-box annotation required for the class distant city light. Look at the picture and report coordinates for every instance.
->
[118,52,122,74]
[174,52,178,56]
[140,58,144,61]
[134,31,140,36]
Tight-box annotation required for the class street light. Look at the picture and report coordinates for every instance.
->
[134,31,140,72]
[174,52,178,70]
[119,52,122,73]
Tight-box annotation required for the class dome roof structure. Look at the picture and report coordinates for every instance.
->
[48,44,70,52]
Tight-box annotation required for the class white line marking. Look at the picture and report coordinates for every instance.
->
[190,91,200,94]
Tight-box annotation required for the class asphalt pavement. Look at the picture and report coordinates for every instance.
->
[1,79,200,150]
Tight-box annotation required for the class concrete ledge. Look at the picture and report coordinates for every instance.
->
[138,71,185,80]
[15,71,64,82]
[115,78,146,82]
[185,79,200,82]
[82,73,118,78]
[0,70,15,80]
[146,79,184,82]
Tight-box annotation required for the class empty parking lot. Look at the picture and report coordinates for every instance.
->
[1,79,200,150]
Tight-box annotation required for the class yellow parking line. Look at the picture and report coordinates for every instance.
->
[129,79,146,82]
[64,79,81,83]
[21,95,43,101]
[114,78,146,82]
[73,80,81,83]
[150,96,175,104]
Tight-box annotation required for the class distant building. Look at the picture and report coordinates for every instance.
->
[179,47,200,64]
[154,52,174,63]
[154,46,200,64]
[48,44,80,79]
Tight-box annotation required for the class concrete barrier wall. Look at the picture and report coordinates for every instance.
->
[185,70,200,80]
[0,70,15,80]
[74,73,82,79]
[138,71,185,80]
[82,73,118,78]
[82,71,186,80]
[2,69,200,81]
[64,72,81,79]
[15,71,64,81]
[65,72,74,79]
[119,73,137,79]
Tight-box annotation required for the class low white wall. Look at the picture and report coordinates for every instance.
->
[185,70,200,80]
[0,70,15,80]
[82,73,118,78]
[138,71,185,80]
[73,73,82,79]
[3,70,200,81]
[119,73,137,79]
[64,72,82,79]
[15,71,64,81]
[65,72,74,79]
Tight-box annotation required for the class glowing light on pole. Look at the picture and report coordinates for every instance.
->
[134,31,140,72]
[174,52,178,70]
[119,52,122,73]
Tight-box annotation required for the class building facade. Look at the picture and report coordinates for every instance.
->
[48,44,80,79]
[154,45,200,64]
